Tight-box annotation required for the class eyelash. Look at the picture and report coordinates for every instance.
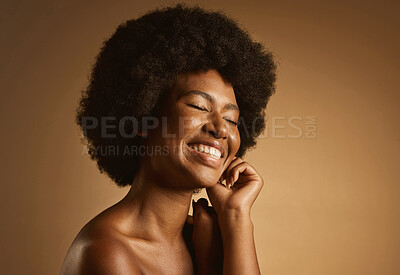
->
[226,119,238,126]
[187,104,238,126]
[188,104,207,111]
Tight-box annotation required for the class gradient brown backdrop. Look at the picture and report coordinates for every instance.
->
[1,0,399,274]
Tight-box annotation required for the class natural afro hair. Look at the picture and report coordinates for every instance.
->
[76,3,277,187]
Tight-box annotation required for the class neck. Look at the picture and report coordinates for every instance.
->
[119,162,194,245]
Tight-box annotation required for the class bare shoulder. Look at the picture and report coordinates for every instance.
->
[60,216,142,275]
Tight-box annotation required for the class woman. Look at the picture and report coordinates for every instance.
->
[61,4,276,274]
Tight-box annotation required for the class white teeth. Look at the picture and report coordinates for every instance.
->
[189,144,221,159]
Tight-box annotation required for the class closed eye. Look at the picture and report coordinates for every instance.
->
[225,118,238,126]
[187,104,208,112]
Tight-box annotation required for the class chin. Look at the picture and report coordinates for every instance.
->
[171,147,221,189]
[191,173,219,188]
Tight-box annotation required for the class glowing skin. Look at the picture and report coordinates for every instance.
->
[60,70,263,275]
[143,69,241,190]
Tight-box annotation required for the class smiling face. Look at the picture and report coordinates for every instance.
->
[143,69,241,189]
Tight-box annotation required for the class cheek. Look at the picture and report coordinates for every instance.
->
[155,112,201,156]
[229,129,241,155]
[167,107,203,137]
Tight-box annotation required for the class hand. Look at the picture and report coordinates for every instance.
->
[189,198,223,275]
[206,157,264,217]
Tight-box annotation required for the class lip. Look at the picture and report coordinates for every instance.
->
[186,139,226,159]
[185,143,223,168]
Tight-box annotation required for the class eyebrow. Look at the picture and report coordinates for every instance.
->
[178,90,240,112]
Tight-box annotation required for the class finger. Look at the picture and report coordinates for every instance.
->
[224,157,242,175]
[229,161,258,185]
[232,163,248,184]
[229,163,264,198]
[219,157,242,181]
[220,157,244,186]
[206,183,230,210]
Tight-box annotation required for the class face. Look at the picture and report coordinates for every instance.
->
[143,69,241,189]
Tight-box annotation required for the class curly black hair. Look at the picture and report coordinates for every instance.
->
[76,3,277,187]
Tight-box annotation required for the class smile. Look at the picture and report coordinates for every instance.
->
[188,144,222,159]
[185,143,224,168]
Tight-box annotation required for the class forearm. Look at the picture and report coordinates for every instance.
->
[219,211,260,275]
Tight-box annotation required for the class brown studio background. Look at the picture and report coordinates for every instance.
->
[0,0,399,274]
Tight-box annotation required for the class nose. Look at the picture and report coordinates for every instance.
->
[202,112,228,139]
